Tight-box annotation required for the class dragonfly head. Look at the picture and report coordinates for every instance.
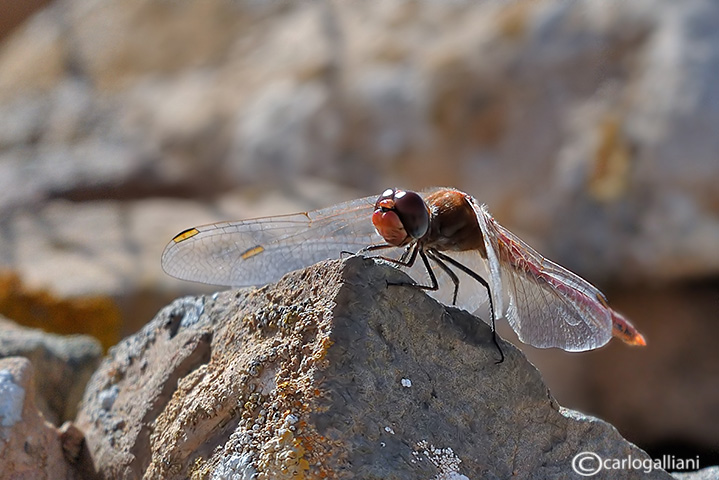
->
[372,188,430,246]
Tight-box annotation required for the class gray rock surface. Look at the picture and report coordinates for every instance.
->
[673,467,719,480]
[0,356,74,480]
[0,316,102,423]
[74,258,673,479]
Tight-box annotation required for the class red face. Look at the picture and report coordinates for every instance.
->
[372,188,430,247]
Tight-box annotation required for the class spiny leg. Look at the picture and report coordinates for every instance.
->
[385,246,441,293]
[361,243,434,291]
[398,244,414,263]
[355,242,426,288]
[376,241,420,269]
[341,242,396,257]
[425,251,460,306]
[430,250,504,364]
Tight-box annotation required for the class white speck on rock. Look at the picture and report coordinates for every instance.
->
[401,378,412,387]
[439,474,470,480]
[98,385,119,411]
[284,413,299,426]
[211,452,257,480]
[416,440,469,480]
[0,370,25,427]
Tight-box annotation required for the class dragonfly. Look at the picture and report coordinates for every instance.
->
[162,187,646,362]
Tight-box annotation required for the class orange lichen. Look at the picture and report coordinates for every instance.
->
[237,296,344,478]
[497,1,532,40]
[589,115,632,202]
[0,270,121,349]
[256,427,311,479]
[312,337,334,362]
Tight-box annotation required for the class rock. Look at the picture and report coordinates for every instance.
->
[59,421,85,465]
[0,4,66,103]
[0,268,123,351]
[1,0,718,470]
[74,257,673,479]
[0,356,74,480]
[0,0,51,44]
[0,316,102,424]
[673,467,719,480]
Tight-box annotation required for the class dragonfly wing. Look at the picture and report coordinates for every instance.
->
[468,199,507,322]
[161,195,381,287]
[500,261,613,350]
[468,198,613,351]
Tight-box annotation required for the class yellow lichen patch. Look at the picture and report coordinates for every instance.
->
[257,427,310,480]
[497,1,532,40]
[0,270,121,350]
[312,337,334,362]
[589,115,632,202]
[189,456,208,479]
[223,293,343,479]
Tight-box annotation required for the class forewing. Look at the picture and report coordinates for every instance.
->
[468,199,613,351]
[161,195,381,287]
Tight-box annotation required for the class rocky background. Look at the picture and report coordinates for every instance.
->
[0,0,718,476]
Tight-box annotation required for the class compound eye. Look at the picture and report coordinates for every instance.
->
[393,190,429,239]
[375,188,397,211]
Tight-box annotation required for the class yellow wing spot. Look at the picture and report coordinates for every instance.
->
[241,245,265,260]
[172,227,200,243]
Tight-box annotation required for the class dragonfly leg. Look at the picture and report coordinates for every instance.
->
[398,245,414,263]
[430,250,504,364]
[364,243,441,293]
[425,251,460,305]
[341,243,396,257]
[372,242,419,269]
[353,241,425,285]
[385,246,441,293]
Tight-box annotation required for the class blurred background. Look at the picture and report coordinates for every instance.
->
[0,0,717,468]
